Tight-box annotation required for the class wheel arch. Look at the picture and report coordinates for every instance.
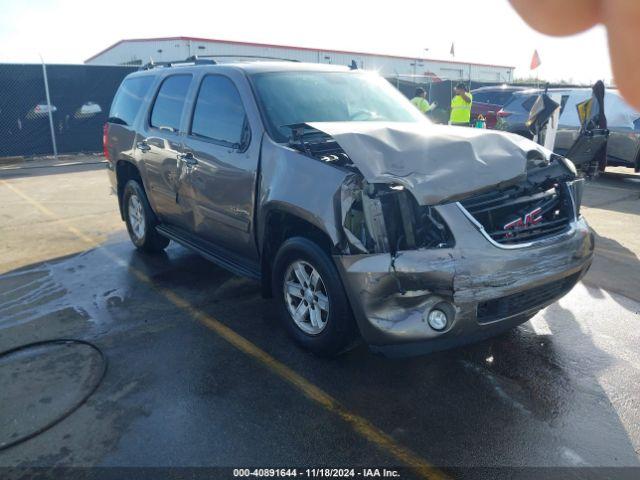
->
[259,205,338,298]
[115,160,144,220]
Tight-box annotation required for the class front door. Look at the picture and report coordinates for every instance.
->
[179,74,259,260]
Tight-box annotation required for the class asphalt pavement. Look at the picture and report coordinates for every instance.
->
[0,158,639,479]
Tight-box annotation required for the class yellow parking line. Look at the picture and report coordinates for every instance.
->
[0,179,449,480]
[2,180,97,246]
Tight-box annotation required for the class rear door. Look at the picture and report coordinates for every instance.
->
[135,73,193,227]
[178,73,259,260]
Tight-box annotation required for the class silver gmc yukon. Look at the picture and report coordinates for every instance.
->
[104,60,594,356]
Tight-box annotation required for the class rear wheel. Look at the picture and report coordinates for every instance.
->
[272,237,357,356]
[123,180,169,253]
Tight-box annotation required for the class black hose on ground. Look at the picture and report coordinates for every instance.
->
[0,338,108,451]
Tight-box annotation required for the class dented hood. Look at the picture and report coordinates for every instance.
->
[307,121,548,205]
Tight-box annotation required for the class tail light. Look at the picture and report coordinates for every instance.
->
[102,123,110,160]
[497,109,512,118]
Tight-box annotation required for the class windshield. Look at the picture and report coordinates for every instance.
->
[251,71,427,142]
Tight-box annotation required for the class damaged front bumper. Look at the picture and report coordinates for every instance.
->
[333,203,594,357]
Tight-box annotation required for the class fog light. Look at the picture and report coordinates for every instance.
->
[427,309,448,331]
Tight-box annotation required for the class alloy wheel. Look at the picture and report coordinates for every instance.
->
[128,194,146,240]
[283,260,330,335]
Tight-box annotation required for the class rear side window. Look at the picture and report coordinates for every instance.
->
[150,75,192,132]
[190,75,247,147]
[109,76,154,126]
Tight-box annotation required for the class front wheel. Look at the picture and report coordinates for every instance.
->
[122,180,169,253]
[272,237,357,356]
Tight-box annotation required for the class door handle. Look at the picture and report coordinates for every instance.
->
[137,141,151,153]
[177,152,198,166]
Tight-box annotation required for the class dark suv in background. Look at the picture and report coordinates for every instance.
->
[494,89,542,138]
[104,60,593,357]
[471,86,529,129]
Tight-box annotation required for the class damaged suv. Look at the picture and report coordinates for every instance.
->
[105,61,594,356]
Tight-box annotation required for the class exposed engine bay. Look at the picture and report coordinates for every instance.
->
[339,178,454,254]
[288,122,580,255]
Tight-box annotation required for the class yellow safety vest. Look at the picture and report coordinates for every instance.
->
[411,97,431,114]
[450,92,473,124]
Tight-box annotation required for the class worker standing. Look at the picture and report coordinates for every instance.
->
[450,83,473,126]
[410,87,436,114]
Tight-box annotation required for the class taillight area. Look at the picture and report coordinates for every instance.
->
[102,123,110,160]
[497,109,512,118]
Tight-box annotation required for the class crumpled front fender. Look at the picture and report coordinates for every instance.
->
[334,204,594,349]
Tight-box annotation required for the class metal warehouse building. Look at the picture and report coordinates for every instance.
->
[85,36,514,83]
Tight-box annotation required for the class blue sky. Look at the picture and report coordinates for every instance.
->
[0,0,613,84]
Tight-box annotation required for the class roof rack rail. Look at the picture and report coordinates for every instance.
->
[139,55,217,70]
[138,54,302,71]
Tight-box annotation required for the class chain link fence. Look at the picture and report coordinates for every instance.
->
[0,63,514,159]
[0,64,136,159]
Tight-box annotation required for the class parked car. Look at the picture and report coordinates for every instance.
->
[553,88,640,171]
[26,102,58,119]
[471,85,530,129]
[104,61,593,357]
[494,89,542,138]
[503,87,640,171]
[75,101,103,119]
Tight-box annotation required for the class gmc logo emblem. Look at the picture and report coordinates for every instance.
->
[504,207,543,236]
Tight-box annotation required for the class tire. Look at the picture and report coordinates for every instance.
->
[272,237,358,356]
[122,179,169,253]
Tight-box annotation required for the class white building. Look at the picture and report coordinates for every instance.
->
[85,36,514,83]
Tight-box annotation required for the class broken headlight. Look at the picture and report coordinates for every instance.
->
[567,178,585,218]
[341,179,454,254]
[557,155,578,177]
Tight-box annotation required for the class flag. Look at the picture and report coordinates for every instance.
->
[530,49,541,70]
[450,43,455,58]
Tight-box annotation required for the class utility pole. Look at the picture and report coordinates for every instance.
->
[40,55,58,160]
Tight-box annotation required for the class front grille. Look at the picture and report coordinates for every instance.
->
[461,183,573,245]
[476,273,580,323]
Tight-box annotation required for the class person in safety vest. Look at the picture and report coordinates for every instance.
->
[410,87,436,114]
[450,83,473,126]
